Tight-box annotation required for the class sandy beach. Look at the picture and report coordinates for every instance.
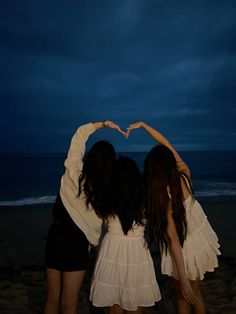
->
[0,201,235,313]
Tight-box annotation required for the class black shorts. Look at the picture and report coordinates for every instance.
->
[45,196,89,271]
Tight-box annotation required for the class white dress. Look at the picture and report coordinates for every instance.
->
[161,193,221,280]
[90,216,161,310]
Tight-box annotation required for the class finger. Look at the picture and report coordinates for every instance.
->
[126,127,134,132]
[127,122,140,130]
[117,128,127,136]
[116,126,123,132]
[127,126,139,130]
[182,292,190,304]
[189,289,196,304]
[190,293,196,305]
[186,293,195,305]
[109,122,119,129]
[110,124,119,130]
[126,130,131,138]
[183,294,191,304]
[127,123,135,129]
[187,294,192,305]
[120,130,127,136]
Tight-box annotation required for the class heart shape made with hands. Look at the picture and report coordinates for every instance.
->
[115,127,130,138]
[115,122,142,139]
[105,121,143,138]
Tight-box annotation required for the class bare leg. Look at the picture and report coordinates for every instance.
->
[172,279,191,314]
[191,279,206,314]
[107,304,125,314]
[44,268,61,314]
[127,307,142,314]
[107,305,142,314]
[60,270,85,314]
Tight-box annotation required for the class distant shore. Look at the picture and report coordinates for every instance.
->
[0,200,235,313]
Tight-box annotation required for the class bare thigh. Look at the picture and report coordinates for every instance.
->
[107,304,142,314]
[127,307,142,314]
[46,268,61,301]
[61,270,85,308]
[107,304,125,314]
[44,268,62,314]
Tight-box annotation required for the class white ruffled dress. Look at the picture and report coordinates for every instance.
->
[90,216,161,310]
[161,195,221,280]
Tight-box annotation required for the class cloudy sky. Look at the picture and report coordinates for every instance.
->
[1,0,236,153]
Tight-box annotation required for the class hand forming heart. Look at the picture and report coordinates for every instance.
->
[104,121,144,138]
[109,121,144,139]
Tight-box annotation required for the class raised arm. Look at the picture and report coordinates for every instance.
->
[166,203,195,304]
[64,120,125,187]
[127,121,190,177]
[64,123,96,172]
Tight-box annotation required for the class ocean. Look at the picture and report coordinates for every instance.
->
[0,151,236,206]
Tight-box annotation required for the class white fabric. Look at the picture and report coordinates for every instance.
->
[161,195,221,280]
[60,123,102,246]
[90,216,161,310]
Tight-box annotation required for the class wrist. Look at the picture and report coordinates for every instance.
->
[102,120,107,128]
[179,276,188,284]
[93,121,107,129]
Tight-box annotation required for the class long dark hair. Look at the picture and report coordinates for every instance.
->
[144,145,188,253]
[78,140,116,217]
[109,156,145,235]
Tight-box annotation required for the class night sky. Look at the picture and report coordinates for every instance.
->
[1,0,236,153]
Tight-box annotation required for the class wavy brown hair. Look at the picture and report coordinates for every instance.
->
[144,145,189,254]
[78,140,116,217]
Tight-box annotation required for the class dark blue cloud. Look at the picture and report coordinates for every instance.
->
[0,0,236,152]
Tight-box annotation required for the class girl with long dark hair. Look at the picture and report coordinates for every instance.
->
[44,121,125,314]
[90,156,161,314]
[127,122,220,314]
